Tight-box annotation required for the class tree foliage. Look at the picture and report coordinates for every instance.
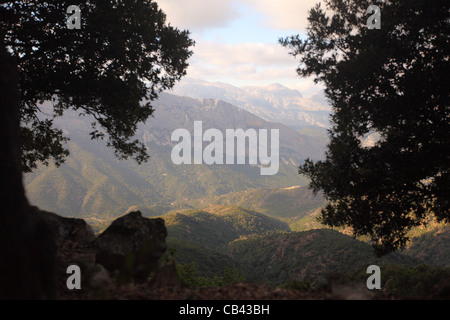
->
[1,0,194,172]
[280,0,449,255]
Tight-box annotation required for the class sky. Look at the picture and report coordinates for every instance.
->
[157,0,324,97]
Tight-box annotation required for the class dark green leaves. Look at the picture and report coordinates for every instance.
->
[1,0,194,171]
[283,0,450,255]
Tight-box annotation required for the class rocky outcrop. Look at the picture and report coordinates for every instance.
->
[29,210,170,298]
[35,209,96,246]
[94,211,168,283]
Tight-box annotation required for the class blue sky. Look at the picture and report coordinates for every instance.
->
[200,2,297,44]
[157,0,324,97]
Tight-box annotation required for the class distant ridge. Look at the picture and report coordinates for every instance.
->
[171,78,331,127]
[175,185,325,220]
[25,93,327,218]
[162,206,290,251]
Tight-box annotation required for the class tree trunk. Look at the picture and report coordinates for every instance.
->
[0,44,57,299]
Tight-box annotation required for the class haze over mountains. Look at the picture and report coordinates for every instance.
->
[25,88,328,219]
[23,82,450,291]
[170,78,332,128]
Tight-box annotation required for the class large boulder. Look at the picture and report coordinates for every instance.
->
[94,211,167,283]
[34,209,96,246]
[34,208,96,268]
[32,208,98,298]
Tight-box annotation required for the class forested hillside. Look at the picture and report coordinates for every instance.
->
[162,206,290,251]
[177,186,325,220]
[25,93,326,218]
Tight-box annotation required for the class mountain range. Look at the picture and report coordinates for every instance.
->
[23,84,449,293]
[170,78,332,128]
[25,91,327,219]
[161,206,450,287]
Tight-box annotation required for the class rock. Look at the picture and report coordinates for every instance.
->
[33,208,96,246]
[94,211,167,283]
[149,262,180,288]
[30,208,97,298]
[89,264,111,289]
[33,208,97,269]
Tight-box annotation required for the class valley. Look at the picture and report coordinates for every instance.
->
[25,90,327,218]
[23,86,450,297]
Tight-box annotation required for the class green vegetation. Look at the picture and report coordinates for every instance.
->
[166,238,247,279]
[176,263,245,288]
[179,186,325,220]
[381,264,450,299]
[2,0,193,172]
[353,264,450,299]
[281,0,450,255]
[404,226,450,268]
[85,204,450,294]
[226,229,418,286]
[25,133,309,218]
[25,137,160,218]
[166,212,450,294]
[161,206,290,251]
[288,208,327,232]
[6,0,447,300]
[162,205,447,290]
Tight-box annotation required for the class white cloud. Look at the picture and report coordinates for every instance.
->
[157,0,324,33]
[192,41,294,68]
[243,0,323,31]
[184,41,299,84]
[157,0,240,31]
[156,0,327,96]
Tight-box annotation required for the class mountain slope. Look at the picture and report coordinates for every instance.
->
[162,206,290,251]
[25,136,160,218]
[25,93,326,218]
[404,225,450,268]
[176,186,326,220]
[226,229,419,285]
[166,238,251,279]
[171,78,331,128]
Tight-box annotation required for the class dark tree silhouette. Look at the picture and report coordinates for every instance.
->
[0,43,58,299]
[0,0,193,298]
[280,0,449,255]
[1,0,194,172]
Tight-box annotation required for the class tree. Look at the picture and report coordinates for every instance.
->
[280,0,449,256]
[0,40,58,300]
[1,0,194,172]
[0,0,193,299]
